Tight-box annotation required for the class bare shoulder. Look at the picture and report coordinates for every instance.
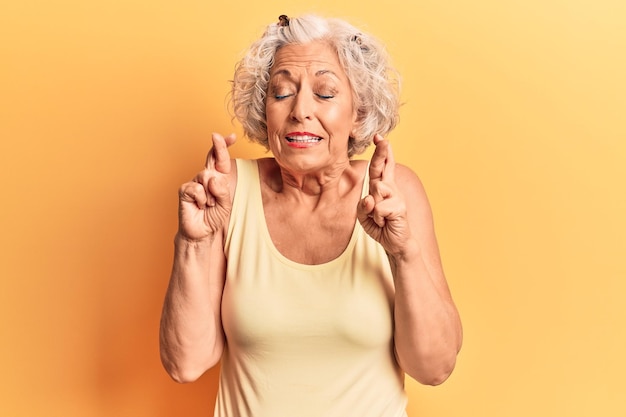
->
[393,163,438,236]
[394,163,430,205]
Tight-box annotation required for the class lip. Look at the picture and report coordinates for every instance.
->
[285,131,321,138]
[284,131,323,148]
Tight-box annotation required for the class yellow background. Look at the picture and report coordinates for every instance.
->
[1,0,625,416]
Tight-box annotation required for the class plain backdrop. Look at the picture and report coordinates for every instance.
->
[1,0,625,416]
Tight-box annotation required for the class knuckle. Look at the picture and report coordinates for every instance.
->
[179,181,194,194]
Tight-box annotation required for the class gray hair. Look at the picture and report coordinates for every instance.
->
[230,14,401,157]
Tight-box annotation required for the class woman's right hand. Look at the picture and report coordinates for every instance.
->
[177,132,236,241]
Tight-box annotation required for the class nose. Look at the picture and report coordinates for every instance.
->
[289,91,314,122]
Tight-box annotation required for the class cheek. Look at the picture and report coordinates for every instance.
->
[327,105,356,134]
[264,108,277,132]
[265,104,285,130]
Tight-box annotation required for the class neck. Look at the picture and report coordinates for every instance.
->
[266,158,354,198]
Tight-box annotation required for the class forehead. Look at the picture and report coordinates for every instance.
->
[270,41,346,77]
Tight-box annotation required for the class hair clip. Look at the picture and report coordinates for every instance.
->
[351,34,362,45]
[278,15,290,27]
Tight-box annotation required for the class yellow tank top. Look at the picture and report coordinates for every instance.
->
[217,159,407,417]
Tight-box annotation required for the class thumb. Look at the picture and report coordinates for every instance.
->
[207,175,231,207]
[356,195,375,224]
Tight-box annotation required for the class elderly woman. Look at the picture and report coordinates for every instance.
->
[160,14,462,417]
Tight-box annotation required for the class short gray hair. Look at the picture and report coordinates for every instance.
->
[230,14,401,157]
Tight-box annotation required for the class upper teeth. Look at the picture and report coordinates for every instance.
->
[286,135,321,142]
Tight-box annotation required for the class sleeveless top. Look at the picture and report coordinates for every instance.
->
[216,159,408,417]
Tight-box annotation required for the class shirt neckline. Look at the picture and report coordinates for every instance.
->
[248,159,370,271]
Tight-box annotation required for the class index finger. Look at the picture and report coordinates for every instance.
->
[369,134,396,183]
[205,132,235,173]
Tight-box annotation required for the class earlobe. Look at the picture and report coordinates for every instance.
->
[349,121,358,141]
[350,108,360,137]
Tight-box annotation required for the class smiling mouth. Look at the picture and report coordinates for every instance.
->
[285,134,322,143]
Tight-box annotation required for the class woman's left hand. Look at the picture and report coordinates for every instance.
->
[359,135,462,385]
[357,134,413,257]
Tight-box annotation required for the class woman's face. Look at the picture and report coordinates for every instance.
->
[265,41,357,173]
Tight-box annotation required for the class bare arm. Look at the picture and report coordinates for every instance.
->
[357,135,462,385]
[388,166,462,385]
[159,133,236,383]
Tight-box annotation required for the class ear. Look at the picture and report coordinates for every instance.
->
[350,109,359,138]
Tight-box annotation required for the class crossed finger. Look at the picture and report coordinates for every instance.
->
[195,132,236,206]
[369,134,396,203]
[205,132,236,173]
